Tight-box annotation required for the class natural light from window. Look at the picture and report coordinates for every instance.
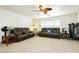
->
[41,20,61,28]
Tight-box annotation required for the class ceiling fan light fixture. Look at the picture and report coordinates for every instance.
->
[43,8,48,14]
[33,5,52,14]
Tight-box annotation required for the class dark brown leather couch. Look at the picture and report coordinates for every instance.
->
[38,28,60,39]
[12,28,35,42]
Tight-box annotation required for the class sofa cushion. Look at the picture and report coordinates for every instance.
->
[22,28,30,34]
[18,34,27,39]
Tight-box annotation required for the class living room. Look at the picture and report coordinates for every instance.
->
[0,5,79,53]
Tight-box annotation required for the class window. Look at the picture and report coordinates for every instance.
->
[41,20,61,28]
[54,20,61,27]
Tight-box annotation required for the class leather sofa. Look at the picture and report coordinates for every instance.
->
[38,28,60,39]
[12,28,35,42]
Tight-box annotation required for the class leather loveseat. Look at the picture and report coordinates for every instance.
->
[12,28,35,42]
[38,28,60,39]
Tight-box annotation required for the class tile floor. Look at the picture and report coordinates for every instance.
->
[0,36,79,53]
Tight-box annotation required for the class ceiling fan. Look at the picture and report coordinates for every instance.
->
[33,5,52,14]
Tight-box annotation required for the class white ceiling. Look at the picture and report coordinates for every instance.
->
[0,5,79,19]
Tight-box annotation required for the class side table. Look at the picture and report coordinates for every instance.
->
[61,32,69,39]
[2,35,16,46]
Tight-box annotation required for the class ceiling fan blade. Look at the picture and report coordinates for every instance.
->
[32,9,40,11]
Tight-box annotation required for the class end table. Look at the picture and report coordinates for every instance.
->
[2,35,16,46]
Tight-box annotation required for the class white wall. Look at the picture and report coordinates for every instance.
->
[59,13,77,31]
[36,13,78,32]
[77,10,79,22]
[0,8,32,42]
